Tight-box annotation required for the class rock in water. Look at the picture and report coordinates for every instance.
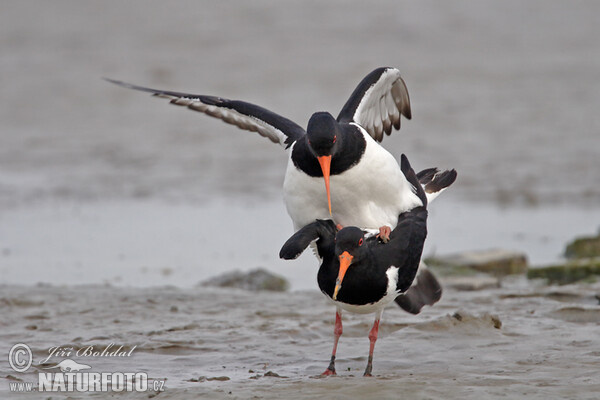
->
[426,249,528,276]
[200,268,289,292]
[565,233,600,259]
[527,258,600,285]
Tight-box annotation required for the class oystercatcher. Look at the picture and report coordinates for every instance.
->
[280,154,441,376]
[105,68,452,236]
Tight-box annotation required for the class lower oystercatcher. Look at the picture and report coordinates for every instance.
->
[280,154,441,376]
[105,68,454,238]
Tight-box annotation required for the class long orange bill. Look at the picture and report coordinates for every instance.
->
[333,251,353,300]
[317,155,332,215]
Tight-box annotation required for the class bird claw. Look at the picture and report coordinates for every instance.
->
[336,224,343,231]
[321,368,336,376]
[377,226,391,243]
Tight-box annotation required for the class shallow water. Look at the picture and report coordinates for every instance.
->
[1,0,600,398]
[0,199,597,290]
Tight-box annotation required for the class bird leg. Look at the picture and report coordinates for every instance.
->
[363,314,381,377]
[322,309,343,376]
[377,226,392,243]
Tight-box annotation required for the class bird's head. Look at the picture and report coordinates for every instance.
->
[332,226,365,300]
[306,112,342,216]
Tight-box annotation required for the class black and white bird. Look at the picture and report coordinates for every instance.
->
[105,67,454,236]
[280,154,442,376]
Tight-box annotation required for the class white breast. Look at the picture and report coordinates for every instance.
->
[326,266,400,314]
[283,128,422,231]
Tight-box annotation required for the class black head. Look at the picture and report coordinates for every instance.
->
[334,227,365,258]
[306,111,342,216]
[306,112,341,157]
[332,226,366,300]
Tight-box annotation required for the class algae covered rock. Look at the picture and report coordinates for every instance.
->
[565,233,600,259]
[527,258,600,285]
[426,249,528,277]
[200,268,289,292]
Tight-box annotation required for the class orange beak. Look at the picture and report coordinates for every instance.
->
[317,155,332,215]
[333,251,353,300]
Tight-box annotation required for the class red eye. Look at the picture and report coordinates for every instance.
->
[332,135,337,144]
[358,238,363,246]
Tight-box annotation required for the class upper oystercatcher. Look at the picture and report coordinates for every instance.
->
[105,67,453,235]
[280,154,441,376]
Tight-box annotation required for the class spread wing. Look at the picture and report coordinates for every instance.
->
[337,67,412,142]
[104,78,305,148]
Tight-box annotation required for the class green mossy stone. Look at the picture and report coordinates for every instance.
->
[527,258,600,285]
[426,249,528,277]
[565,234,600,259]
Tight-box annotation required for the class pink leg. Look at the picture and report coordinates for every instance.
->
[377,226,392,243]
[322,310,343,376]
[363,317,380,376]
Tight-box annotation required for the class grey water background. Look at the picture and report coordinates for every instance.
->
[1,0,599,288]
[1,1,600,398]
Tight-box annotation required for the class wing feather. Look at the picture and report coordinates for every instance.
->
[104,78,305,148]
[337,67,411,142]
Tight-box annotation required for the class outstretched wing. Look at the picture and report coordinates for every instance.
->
[337,67,412,142]
[104,78,305,148]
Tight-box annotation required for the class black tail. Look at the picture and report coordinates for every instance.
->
[394,267,442,314]
[416,168,457,195]
[400,154,428,207]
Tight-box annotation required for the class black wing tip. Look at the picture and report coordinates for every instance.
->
[279,247,301,260]
[279,236,304,260]
[102,77,126,86]
[102,77,161,95]
[395,268,442,314]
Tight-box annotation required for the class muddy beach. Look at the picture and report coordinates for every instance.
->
[1,0,600,398]
[2,280,600,399]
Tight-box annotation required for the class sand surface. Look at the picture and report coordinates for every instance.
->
[1,1,600,398]
[2,281,600,399]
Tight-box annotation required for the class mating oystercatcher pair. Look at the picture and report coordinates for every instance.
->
[281,154,444,376]
[106,67,456,375]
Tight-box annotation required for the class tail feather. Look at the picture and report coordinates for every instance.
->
[416,168,439,185]
[416,168,457,204]
[395,264,442,314]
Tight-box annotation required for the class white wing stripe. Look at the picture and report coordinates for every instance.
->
[105,78,304,148]
[176,100,286,145]
[348,68,411,142]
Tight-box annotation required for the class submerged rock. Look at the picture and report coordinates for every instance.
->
[426,249,528,276]
[200,268,289,292]
[442,275,500,291]
[565,233,600,259]
[527,258,600,285]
